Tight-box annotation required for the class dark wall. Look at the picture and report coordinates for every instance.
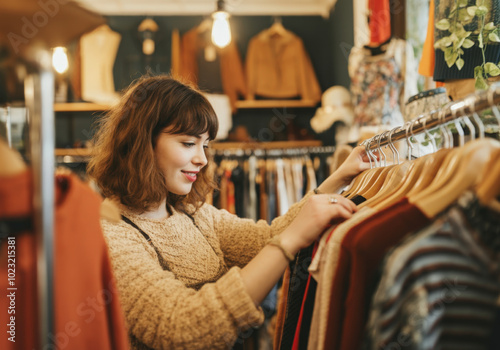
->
[55,1,355,147]
[107,15,339,92]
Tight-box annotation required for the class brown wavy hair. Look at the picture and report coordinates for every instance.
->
[87,75,219,214]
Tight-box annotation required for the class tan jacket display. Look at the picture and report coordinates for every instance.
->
[245,29,322,102]
[179,27,247,113]
[100,192,312,349]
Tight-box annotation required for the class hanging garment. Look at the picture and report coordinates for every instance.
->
[0,170,129,350]
[180,26,246,113]
[349,38,418,127]
[307,208,375,350]
[80,25,121,105]
[278,244,315,350]
[363,193,500,350]
[418,0,436,78]
[317,198,431,350]
[276,158,289,216]
[245,28,321,102]
[368,0,391,45]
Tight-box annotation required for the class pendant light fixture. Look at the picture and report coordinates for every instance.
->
[211,0,231,48]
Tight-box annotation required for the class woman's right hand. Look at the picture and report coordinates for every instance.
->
[279,194,357,254]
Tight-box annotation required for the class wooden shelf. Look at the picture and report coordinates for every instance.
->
[235,100,318,109]
[53,100,317,112]
[210,140,322,150]
[55,148,91,157]
[54,102,111,112]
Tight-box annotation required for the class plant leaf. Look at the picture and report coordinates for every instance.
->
[489,32,500,42]
[485,22,496,31]
[467,6,478,16]
[485,62,500,76]
[474,65,483,78]
[444,47,458,67]
[436,19,451,30]
[475,76,489,89]
[476,6,489,15]
[462,38,475,48]
[456,58,465,70]
[476,0,484,6]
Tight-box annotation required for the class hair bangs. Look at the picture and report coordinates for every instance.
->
[166,93,219,140]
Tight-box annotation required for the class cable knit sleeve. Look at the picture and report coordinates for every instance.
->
[207,190,314,268]
[101,220,264,350]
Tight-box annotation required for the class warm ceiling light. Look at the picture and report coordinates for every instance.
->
[211,0,231,48]
[52,47,68,74]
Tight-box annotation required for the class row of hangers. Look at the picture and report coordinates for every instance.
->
[343,84,500,217]
[212,145,336,158]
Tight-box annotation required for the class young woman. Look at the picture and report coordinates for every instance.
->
[88,76,371,349]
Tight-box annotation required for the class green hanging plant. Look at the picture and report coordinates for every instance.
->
[434,0,500,89]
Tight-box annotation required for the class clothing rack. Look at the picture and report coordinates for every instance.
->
[362,82,500,152]
[211,140,335,157]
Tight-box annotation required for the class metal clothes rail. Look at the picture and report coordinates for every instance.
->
[362,83,500,151]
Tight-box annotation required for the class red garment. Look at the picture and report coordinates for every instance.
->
[369,0,391,45]
[0,170,129,350]
[323,199,430,350]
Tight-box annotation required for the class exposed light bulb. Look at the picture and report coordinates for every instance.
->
[52,47,68,74]
[211,11,231,48]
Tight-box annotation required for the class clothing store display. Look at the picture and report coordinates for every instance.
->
[434,0,500,81]
[180,26,246,113]
[80,25,121,105]
[100,191,313,349]
[349,38,418,128]
[245,27,321,102]
[363,192,500,350]
[0,170,129,350]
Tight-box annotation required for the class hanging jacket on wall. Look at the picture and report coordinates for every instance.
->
[245,28,321,102]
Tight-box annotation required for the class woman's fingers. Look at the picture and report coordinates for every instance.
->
[323,194,357,213]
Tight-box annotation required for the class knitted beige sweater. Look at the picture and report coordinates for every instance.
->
[101,192,312,349]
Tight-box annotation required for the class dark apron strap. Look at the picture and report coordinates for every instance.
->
[121,215,169,271]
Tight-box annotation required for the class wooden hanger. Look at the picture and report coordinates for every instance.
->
[0,138,27,177]
[410,138,500,218]
[354,164,396,199]
[342,139,381,198]
[375,148,451,210]
[358,161,411,208]
[268,16,286,36]
[475,148,500,212]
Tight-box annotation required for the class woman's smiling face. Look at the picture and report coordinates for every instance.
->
[154,130,210,195]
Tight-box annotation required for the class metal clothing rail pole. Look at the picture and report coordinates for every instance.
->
[24,46,55,348]
[364,84,500,151]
